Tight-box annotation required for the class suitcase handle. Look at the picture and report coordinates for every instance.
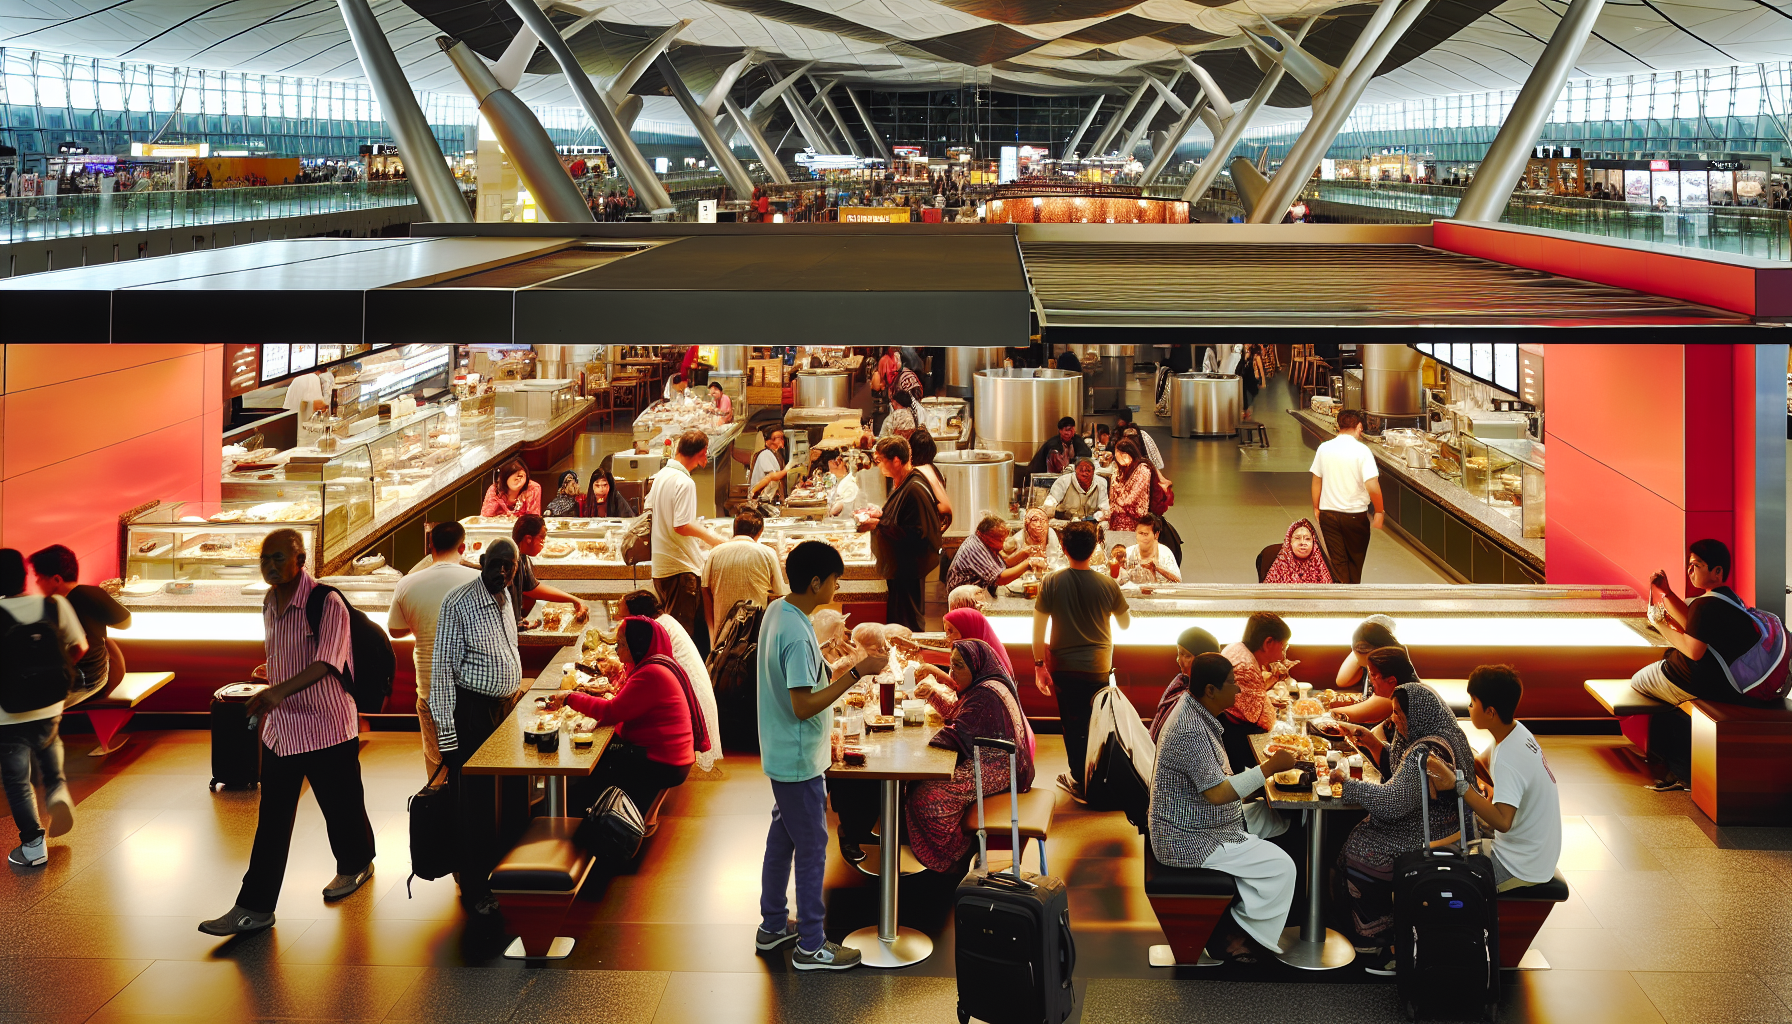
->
[971,736,1029,887]
[1415,743,1473,852]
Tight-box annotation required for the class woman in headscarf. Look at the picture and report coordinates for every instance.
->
[881,388,920,439]
[543,470,582,517]
[1328,682,1475,967]
[1262,518,1333,584]
[1150,626,1221,744]
[1007,507,1063,567]
[548,616,710,814]
[905,639,1036,873]
[581,466,637,519]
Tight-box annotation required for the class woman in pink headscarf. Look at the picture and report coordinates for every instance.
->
[1263,518,1334,584]
[548,616,710,814]
[910,607,1034,759]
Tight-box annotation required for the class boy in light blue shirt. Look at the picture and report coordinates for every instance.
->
[755,540,871,970]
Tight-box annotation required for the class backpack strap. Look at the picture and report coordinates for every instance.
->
[305,582,335,638]
[42,597,59,628]
[0,604,18,632]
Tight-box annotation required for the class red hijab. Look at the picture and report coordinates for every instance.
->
[1264,517,1334,584]
[622,616,711,753]
[943,608,1012,677]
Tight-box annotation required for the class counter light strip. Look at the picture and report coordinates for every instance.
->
[984,616,1654,648]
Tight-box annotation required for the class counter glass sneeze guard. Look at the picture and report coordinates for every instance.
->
[123,502,324,584]
[455,513,878,573]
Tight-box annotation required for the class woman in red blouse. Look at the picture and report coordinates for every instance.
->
[480,458,541,518]
[1107,436,1157,533]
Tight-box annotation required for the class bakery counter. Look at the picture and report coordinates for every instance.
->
[517,396,595,472]
[458,514,880,580]
[1289,409,1545,582]
[976,583,1661,725]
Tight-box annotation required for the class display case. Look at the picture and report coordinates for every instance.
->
[122,500,321,582]
[1429,435,1544,536]
[495,379,579,436]
[1481,438,1545,539]
[457,392,497,449]
[221,443,373,562]
[918,397,972,450]
[459,516,635,574]
[366,408,467,519]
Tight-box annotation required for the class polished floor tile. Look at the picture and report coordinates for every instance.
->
[0,957,151,1021]
[1631,971,1792,1024]
[505,969,669,1024]
[380,966,534,1023]
[88,959,421,1022]
[1502,970,1667,1024]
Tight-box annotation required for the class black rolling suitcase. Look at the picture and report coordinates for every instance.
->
[1393,759,1499,1022]
[954,737,1076,1024]
[210,682,267,791]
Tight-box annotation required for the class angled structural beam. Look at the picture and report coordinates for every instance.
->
[655,53,754,197]
[746,61,817,117]
[1180,22,1312,204]
[1247,0,1429,223]
[802,87,849,152]
[1454,0,1606,222]
[335,0,470,221]
[606,20,689,106]
[1063,97,1103,160]
[1245,18,1335,102]
[1143,75,1188,116]
[1323,0,1403,111]
[811,78,863,157]
[844,87,894,163]
[439,37,592,222]
[702,53,754,120]
[763,62,836,153]
[1119,71,1181,160]
[720,93,790,183]
[1230,157,1270,214]
[1088,79,1152,156]
[502,0,671,210]
[1139,91,1206,185]
[616,94,642,131]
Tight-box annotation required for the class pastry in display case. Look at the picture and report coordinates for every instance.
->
[459,516,632,566]
[222,443,373,562]
[457,392,496,449]
[369,408,464,516]
[123,500,321,582]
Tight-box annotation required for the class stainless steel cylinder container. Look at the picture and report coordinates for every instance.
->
[933,449,1015,537]
[973,368,1082,470]
[946,348,1005,398]
[1171,372,1241,438]
[793,369,852,409]
[716,346,746,373]
[1363,344,1424,417]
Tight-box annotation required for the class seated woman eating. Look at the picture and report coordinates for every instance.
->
[1327,682,1475,974]
[1329,647,1421,747]
[1150,653,1295,963]
[909,606,1035,759]
[905,639,1035,874]
[547,616,709,815]
[1329,618,1406,726]
[1149,626,1221,745]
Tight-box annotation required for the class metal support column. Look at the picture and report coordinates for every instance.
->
[501,0,673,211]
[721,94,790,183]
[657,53,754,197]
[335,0,469,222]
[811,78,863,157]
[764,62,835,153]
[844,88,893,163]
[1119,72,1181,161]
[1453,0,1606,222]
[1139,93,1207,185]
[1062,97,1104,160]
[438,38,593,222]
[1247,0,1429,223]
[1180,24,1310,204]
[606,20,690,106]
[1088,79,1152,156]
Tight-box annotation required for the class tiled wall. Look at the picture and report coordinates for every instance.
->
[0,344,221,582]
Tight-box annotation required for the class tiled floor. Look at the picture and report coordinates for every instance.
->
[4,723,1789,1023]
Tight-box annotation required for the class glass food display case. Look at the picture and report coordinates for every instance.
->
[221,445,373,562]
[918,397,972,450]
[460,516,634,571]
[495,380,580,436]
[458,392,497,449]
[368,407,465,518]
[1431,435,1545,536]
[122,500,321,582]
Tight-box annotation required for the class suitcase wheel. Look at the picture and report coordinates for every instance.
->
[210,779,220,792]
[956,1007,970,1024]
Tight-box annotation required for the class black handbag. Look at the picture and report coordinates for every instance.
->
[576,785,646,862]
[405,764,454,896]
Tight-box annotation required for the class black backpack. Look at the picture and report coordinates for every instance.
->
[0,598,79,714]
[704,599,765,753]
[305,583,396,714]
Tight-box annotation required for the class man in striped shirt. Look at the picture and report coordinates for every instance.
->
[200,529,375,936]
[431,538,523,918]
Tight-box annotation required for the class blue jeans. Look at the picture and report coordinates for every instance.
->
[760,776,829,951]
[0,716,64,845]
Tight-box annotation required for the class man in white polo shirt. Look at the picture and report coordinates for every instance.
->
[649,429,727,652]
[1428,665,1561,891]
[386,520,480,783]
[1309,408,1383,584]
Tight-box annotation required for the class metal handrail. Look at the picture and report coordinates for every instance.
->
[0,179,422,244]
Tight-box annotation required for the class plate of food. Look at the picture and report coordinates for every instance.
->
[540,540,576,559]
[865,715,898,732]
[1291,697,1326,722]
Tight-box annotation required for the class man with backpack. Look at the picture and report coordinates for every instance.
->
[0,548,84,868]
[200,528,376,936]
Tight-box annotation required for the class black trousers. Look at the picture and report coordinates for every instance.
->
[1319,509,1373,585]
[237,736,374,913]
[571,740,691,818]
[654,573,709,653]
[1052,670,1108,788]
[885,577,924,631]
[1220,715,1267,776]
[447,687,516,904]
[829,778,882,845]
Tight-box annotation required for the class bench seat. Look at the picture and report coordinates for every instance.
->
[83,670,175,757]
[1142,839,1238,967]
[1497,870,1570,970]
[1584,678,1676,717]
[961,786,1056,873]
[490,817,595,959]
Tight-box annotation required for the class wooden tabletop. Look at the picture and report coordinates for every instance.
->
[825,721,958,782]
[1250,729,1382,810]
[462,691,614,777]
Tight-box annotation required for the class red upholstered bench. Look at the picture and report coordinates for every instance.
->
[1497,870,1570,969]
[1142,838,1236,968]
[489,817,595,959]
[82,671,176,757]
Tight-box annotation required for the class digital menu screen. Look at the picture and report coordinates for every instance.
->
[1471,343,1494,381]
[1494,345,1520,394]
[290,344,317,373]
[260,344,290,382]
[1413,340,1522,397]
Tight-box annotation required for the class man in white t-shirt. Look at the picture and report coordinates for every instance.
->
[649,429,727,652]
[1427,665,1561,891]
[386,521,481,783]
[1309,408,1384,584]
[749,427,790,500]
[700,509,789,640]
[282,370,329,418]
[0,549,86,868]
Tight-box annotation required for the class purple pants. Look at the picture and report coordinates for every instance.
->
[761,776,830,952]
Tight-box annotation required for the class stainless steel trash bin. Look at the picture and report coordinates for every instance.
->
[1171,372,1242,438]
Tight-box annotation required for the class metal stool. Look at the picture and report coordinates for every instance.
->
[1237,421,1269,449]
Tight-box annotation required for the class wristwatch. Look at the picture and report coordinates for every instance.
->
[1454,778,1471,797]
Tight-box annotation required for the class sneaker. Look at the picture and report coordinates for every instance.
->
[755,920,801,951]
[46,786,74,839]
[792,940,862,971]
[7,839,46,868]
[1363,947,1397,976]
[198,906,275,936]
[1646,777,1685,792]
[1056,773,1087,806]
[839,837,867,864]
[465,895,501,918]
[322,864,374,901]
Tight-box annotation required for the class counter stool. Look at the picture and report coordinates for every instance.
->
[1498,871,1571,969]
[489,817,595,959]
[1236,421,1269,449]
[81,639,175,757]
[1143,838,1236,967]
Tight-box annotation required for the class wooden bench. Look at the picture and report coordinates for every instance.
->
[1498,870,1570,970]
[83,670,176,757]
[960,786,1056,874]
[489,817,595,959]
[1585,678,1792,825]
[1142,837,1234,967]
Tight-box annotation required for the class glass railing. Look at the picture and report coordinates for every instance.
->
[0,180,422,244]
[1305,179,1792,260]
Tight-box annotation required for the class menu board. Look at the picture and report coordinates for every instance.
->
[1494,346,1519,394]
[260,344,290,382]
[225,344,260,398]
[290,344,317,373]
[1412,341,1522,397]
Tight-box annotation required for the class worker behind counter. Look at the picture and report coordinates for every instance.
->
[1026,417,1092,477]
[1042,458,1109,522]
[749,426,790,501]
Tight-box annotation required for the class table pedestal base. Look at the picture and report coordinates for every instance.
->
[843,925,933,968]
[851,843,925,879]
[1148,944,1221,967]
[1274,926,1357,970]
[504,936,575,960]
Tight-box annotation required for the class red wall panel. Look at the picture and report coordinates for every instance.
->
[1546,344,1685,507]
[4,344,202,393]
[3,351,207,479]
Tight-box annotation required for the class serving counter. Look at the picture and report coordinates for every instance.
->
[975,583,1660,724]
[1289,408,1545,583]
